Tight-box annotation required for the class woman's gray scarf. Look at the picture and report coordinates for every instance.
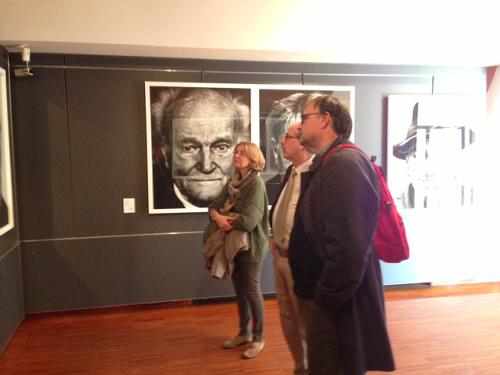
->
[221,170,258,214]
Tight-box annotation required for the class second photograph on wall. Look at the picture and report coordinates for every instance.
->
[259,85,354,202]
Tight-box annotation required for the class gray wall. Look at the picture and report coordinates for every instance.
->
[0,45,24,354]
[9,53,485,313]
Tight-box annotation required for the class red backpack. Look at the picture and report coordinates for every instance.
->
[323,143,410,263]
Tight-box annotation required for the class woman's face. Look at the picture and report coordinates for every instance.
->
[233,147,251,171]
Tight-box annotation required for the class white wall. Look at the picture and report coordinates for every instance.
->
[0,0,499,65]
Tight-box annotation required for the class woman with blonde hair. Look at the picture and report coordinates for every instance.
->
[208,142,270,359]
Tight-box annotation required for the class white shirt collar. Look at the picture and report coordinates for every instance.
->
[293,155,314,174]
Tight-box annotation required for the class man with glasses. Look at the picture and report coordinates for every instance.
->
[269,123,313,375]
[263,92,318,203]
[288,94,395,374]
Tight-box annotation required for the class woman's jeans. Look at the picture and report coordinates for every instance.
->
[231,257,264,342]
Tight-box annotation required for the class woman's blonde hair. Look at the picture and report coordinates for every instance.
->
[235,142,266,172]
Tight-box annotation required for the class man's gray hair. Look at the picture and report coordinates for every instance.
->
[265,92,317,139]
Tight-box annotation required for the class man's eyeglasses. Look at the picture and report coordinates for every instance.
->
[282,133,299,140]
[301,112,322,124]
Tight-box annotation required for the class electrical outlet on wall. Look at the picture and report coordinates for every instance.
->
[123,198,136,213]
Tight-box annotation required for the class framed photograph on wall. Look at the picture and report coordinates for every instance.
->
[387,94,484,210]
[0,67,14,236]
[258,85,355,203]
[145,82,258,214]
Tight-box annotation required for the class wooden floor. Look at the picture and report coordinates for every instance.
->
[1,283,500,374]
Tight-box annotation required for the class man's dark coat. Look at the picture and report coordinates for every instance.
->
[289,139,395,374]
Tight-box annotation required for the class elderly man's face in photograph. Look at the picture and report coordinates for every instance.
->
[171,104,236,205]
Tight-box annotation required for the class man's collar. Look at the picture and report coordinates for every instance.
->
[317,138,340,158]
[311,137,345,171]
[294,156,314,173]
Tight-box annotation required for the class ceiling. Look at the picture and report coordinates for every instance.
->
[1,0,499,67]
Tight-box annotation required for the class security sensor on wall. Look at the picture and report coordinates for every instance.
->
[9,44,34,77]
[21,47,31,64]
[15,46,34,77]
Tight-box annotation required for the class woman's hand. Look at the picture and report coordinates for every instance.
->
[210,209,236,232]
[216,215,236,232]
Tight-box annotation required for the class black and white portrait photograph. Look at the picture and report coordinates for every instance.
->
[146,82,255,214]
[0,67,14,236]
[387,95,483,210]
[259,85,354,202]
